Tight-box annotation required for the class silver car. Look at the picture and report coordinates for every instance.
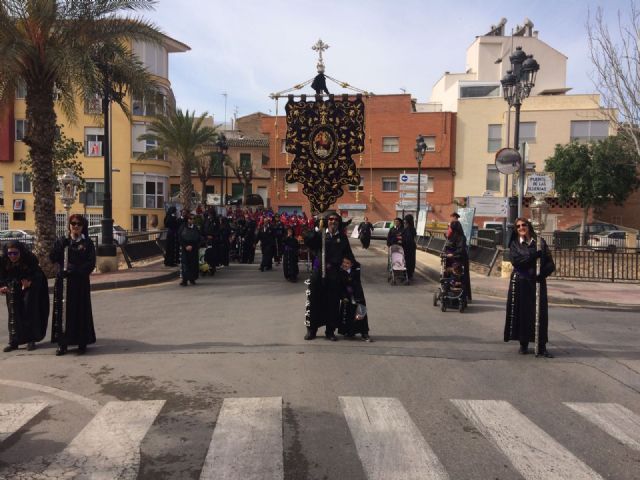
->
[371,221,394,240]
[87,224,127,245]
[587,230,628,251]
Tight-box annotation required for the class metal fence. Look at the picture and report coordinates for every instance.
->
[551,247,640,283]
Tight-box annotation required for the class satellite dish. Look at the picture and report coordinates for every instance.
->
[495,147,522,175]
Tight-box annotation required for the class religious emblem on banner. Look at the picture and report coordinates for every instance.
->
[284,95,364,213]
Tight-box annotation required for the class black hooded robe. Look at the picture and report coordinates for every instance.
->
[504,236,555,349]
[337,262,370,336]
[0,245,49,347]
[163,208,180,266]
[179,225,201,282]
[282,236,299,281]
[50,236,96,347]
[358,221,373,249]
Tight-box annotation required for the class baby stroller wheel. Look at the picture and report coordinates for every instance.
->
[433,291,439,306]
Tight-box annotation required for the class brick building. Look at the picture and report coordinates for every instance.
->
[260,94,456,223]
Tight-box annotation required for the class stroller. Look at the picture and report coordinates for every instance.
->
[433,253,467,312]
[387,244,409,285]
[199,240,216,276]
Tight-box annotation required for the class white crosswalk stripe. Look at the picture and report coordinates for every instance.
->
[451,399,605,480]
[340,396,449,480]
[12,400,165,480]
[0,402,47,443]
[565,402,640,451]
[199,397,284,480]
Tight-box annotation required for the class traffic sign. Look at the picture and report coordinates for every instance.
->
[399,174,428,184]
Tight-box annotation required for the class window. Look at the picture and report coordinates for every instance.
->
[280,139,287,153]
[132,93,167,116]
[132,123,146,155]
[423,136,436,151]
[261,154,269,166]
[519,122,536,143]
[348,176,365,192]
[239,153,252,171]
[132,41,168,78]
[382,137,399,152]
[0,177,3,206]
[13,174,31,193]
[170,184,180,197]
[84,181,104,207]
[570,120,609,143]
[459,83,500,98]
[132,215,147,232]
[382,177,398,192]
[486,165,500,192]
[231,183,244,199]
[488,124,502,152]
[84,94,102,115]
[15,81,27,99]
[15,120,27,141]
[132,174,167,209]
[285,182,299,192]
[85,127,104,156]
[425,177,435,193]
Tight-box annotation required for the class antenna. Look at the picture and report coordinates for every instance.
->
[221,92,228,130]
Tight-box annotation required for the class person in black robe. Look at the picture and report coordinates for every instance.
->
[272,216,285,265]
[163,206,180,267]
[282,226,299,282]
[445,220,472,302]
[244,216,257,264]
[179,214,201,286]
[402,214,417,282]
[386,218,404,247]
[0,241,49,352]
[304,211,356,341]
[357,217,373,249]
[504,217,555,357]
[218,217,231,266]
[256,217,275,272]
[337,256,371,341]
[201,209,219,274]
[50,214,96,356]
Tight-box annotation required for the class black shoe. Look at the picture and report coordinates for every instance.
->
[3,344,17,353]
[189,280,196,285]
[77,345,87,355]
[304,329,317,341]
[55,346,67,356]
[536,350,554,358]
[362,334,372,342]
[180,281,188,286]
[26,342,36,351]
[259,267,264,272]
[518,346,529,355]
[325,334,338,342]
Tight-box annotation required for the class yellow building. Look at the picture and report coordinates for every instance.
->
[0,34,189,233]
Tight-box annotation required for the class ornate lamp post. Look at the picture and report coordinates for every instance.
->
[415,134,427,222]
[500,47,539,220]
[530,194,549,356]
[57,169,81,224]
[216,133,229,208]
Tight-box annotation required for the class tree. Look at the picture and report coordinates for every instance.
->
[588,3,640,157]
[196,147,224,208]
[137,109,218,212]
[545,136,640,244]
[0,0,162,274]
[225,159,254,207]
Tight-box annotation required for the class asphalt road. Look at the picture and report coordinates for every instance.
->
[0,241,638,480]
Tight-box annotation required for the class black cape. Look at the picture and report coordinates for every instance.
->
[179,225,201,282]
[282,236,299,281]
[337,262,369,336]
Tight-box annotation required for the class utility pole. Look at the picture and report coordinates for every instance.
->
[222,92,228,131]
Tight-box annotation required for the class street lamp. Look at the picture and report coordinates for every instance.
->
[530,194,549,356]
[415,134,427,224]
[501,46,540,220]
[57,169,81,221]
[216,133,229,208]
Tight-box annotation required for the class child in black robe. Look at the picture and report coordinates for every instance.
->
[282,226,299,282]
[337,256,371,341]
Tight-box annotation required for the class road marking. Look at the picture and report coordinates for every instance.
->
[452,399,604,480]
[36,400,164,480]
[340,396,449,480]
[0,379,101,413]
[199,397,283,480]
[0,403,48,442]
[565,402,640,451]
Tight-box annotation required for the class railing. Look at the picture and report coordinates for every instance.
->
[419,232,501,276]
[551,247,640,283]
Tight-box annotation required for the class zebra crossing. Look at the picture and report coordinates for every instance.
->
[0,397,638,479]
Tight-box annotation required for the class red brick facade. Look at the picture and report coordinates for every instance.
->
[260,94,456,222]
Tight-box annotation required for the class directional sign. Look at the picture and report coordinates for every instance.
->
[468,196,509,217]
[526,172,555,196]
[399,184,427,191]
[399,174,428,184]
[399,192,427,199]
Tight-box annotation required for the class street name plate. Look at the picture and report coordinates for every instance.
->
[526,173,555,196]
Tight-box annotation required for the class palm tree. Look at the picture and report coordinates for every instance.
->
[137,109,218,212]
[0,0,163,274]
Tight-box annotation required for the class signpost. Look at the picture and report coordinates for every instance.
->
[398,174,428,216]
[467,196,509,217]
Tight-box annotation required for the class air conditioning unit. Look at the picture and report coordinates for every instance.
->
[207,193,221,205]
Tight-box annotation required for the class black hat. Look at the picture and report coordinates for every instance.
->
[450,212,460,218]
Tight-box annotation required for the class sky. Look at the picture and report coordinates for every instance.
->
[142,0,630,125]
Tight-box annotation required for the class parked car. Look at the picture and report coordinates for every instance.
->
[0,229,36,249]
[587,230,628,251]
[87,224,127,245]
[371,220,394,240]
[567,222,619,235]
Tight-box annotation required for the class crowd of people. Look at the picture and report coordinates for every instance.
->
[0,205,555,358]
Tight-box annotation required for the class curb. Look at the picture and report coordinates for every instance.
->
[46,270,180,294]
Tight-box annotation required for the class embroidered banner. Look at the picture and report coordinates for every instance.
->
[285,95,364,213]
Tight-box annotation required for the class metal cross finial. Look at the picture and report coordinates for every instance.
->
[312,39,330,72]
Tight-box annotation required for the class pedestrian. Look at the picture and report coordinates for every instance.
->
[402,214,417,281]
[303,211,355,341]
[50,214,96,356]
[445,218,472,302]
[218,217,231,266]
[179,214,201,286]
[0,241,49,352]
[201,209,219,274]
[504,217,555,357]
[337,256,371,341]
[163,206,180,267]
[282,226,299,282]
[386,218,404,247]
[357,216,373,249]
[256,217,275,272]
[272,215,285,265]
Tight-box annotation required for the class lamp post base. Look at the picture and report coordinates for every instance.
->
[96,244,118,273]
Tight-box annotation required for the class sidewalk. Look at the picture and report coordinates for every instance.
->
[373,244,640,310]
